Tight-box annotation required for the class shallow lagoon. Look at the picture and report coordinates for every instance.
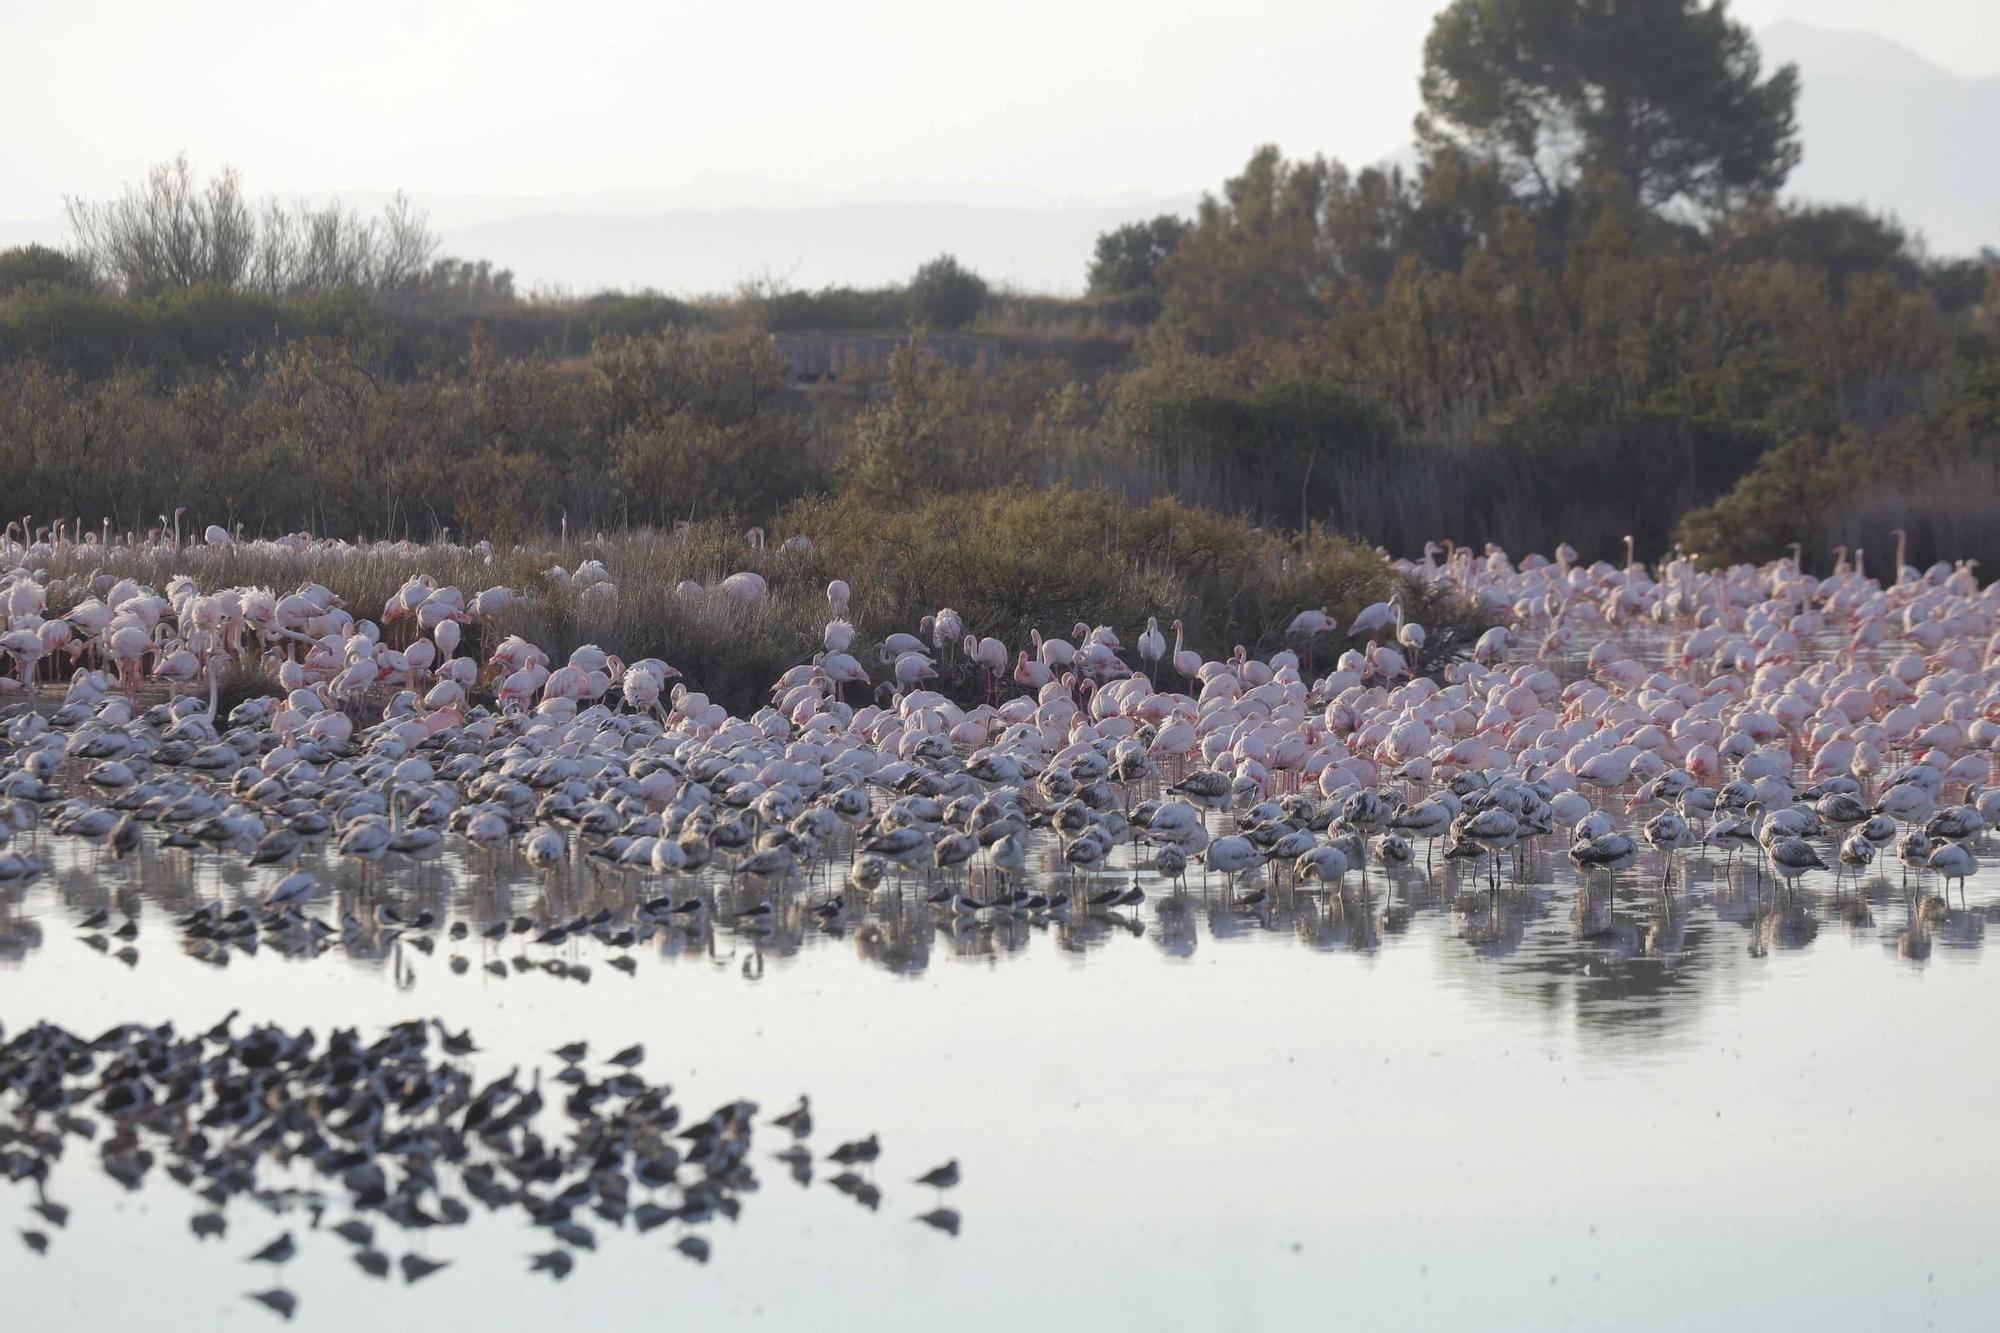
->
[7,800,1999,1332]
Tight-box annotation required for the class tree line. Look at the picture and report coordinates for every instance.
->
[2,0,1996,570]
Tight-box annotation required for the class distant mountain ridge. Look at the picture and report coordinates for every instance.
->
[424,23,1998,292]
[434,23,2000,295]
[437,194,1201,298]
[1759,20,1998,257]
[1758,18,1956,83]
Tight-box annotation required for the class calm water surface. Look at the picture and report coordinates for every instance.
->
[6,814,1996,1332]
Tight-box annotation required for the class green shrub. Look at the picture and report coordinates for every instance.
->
[907,255,987,331]
[0,244,95,297]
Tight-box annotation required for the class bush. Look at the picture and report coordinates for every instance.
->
[1111,354,1400,526]
[0,244,95,297]
[0,282,373,380]
[4,136,1994,576]
[785,485,1485,677]
[1086,215,1188,322]
[30,502,1481,714]
[752,284,908,332]
[1677,370,2000,571]
[579,291,704,340]
[907,255,987,330]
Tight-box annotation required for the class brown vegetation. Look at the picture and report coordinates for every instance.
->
[30,495,1481,713]
[5,6,1998,575]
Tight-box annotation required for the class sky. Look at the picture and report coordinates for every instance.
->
[3,0,1994,224]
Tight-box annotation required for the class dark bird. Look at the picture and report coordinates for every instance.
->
[400,1253,450,1284]
[21,1229,49,1255]
[248,1231,296,1264]
[246,1288,298,1320]
[772,1096,812,1137]
[606,1043,644,1068]
[828,1133,879,1165]
[331,1219,373,1247]
[353,1249,391,1279]
[431,1021,477,1056]
[552,1219,596,1250]
[190,1211,227,1240]
[774,1144,812,1186]
[675,1235,710,1263]
[530,1249,574,1279]
[915,1207,962,1236]
[552,1041,587,1064]
[915,1159,960,1191]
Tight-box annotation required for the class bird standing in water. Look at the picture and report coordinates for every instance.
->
[915,1158,960,1204]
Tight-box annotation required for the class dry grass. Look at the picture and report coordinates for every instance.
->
[214,659,283,714]
[34,525,831,712]
[29,492,1486,711]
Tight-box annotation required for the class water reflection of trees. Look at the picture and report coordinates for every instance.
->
[5,833,1996,1035]
[1413,844,2000,1046]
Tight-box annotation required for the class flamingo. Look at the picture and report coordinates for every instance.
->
[1033,629,1075,671]
[963,634,1007,701]
[886,649,937,698]
[1169,619,1202,687]
[1137,617,1167,677]
[1348,600,1396,638]
[719,570,767,603]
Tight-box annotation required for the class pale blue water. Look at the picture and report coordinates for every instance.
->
[5,827,1996,1332]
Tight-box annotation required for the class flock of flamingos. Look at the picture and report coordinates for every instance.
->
[0,522,1995,917]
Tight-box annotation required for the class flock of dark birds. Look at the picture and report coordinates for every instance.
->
[0,1013,962,1320]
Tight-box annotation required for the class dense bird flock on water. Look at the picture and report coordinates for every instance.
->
[1,1009,962,1319]
[4,520,2000,1314]
[0,522,1990,901]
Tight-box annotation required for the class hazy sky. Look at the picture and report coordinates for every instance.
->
[3,0,1995,225]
